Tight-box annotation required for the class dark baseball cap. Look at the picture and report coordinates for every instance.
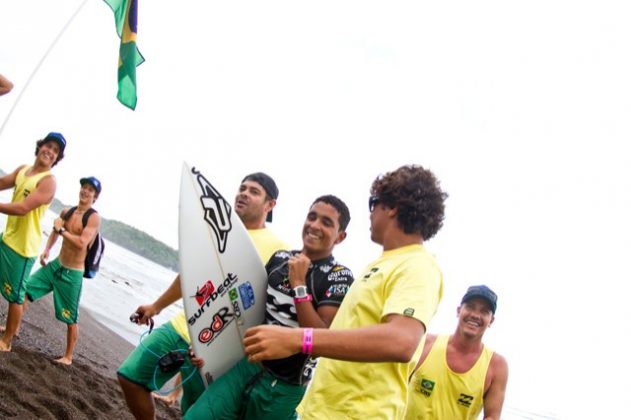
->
[80,176,102,195]
[461,285,498,314]
[241,172,278,222]
[43,132,66,153]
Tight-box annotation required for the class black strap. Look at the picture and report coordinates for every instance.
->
[62,206,97,227]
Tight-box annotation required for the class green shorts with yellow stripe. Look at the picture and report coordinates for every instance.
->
[25,258,83,324]
[0,236,36,305]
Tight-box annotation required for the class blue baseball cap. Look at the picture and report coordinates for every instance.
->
[43,132,66,153]
[461,285,498,314]
[80,176,102,195]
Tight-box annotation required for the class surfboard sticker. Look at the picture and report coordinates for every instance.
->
[179,164,267,385]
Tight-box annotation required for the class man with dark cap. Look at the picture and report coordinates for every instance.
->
[0,132,66,351]
[240,172,278,223]
[405,285,509,420]
[118,172,288,419]
[13,177,103,364]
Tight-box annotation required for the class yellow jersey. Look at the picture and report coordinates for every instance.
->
[3,166,52,257]
[406,335,493,419]
[297,244,443,420]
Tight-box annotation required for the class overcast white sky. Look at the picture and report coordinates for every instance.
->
[2,1,631,418]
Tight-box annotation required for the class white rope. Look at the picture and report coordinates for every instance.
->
[0,0,89,139]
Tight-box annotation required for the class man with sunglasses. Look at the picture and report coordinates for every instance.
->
[244,164,447,419]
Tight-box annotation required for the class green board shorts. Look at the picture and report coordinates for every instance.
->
[117,322,205,414]
[184,357,306,420]
[0,236,36,305]
[25,258,83,324]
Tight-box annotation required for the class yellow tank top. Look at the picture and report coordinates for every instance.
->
[406,335,493,420]
[170,227,289,342]
[3,166,52,257]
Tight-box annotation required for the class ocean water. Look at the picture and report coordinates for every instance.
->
[0,190,180,346]
[0,192,559,420]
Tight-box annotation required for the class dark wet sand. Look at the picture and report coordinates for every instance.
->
[0,295,181,419]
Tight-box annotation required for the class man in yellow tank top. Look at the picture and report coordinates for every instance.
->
[117,172,289,419]
[244,164,447,419]
[406,285,509,420]
[0,132,66,351]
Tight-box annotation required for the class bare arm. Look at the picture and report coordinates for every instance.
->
[0,165,23,191]
[483,353,509,420]
[289,253,339,328]
[54,211,100,250]
[0,74,13,96]
[40,208,67,266]
[133,274,183,325]
[244,313,425,363]
[0,174,56,216]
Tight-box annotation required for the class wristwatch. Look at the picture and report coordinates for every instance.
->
[57,227,65,235]
[292,285,309,298]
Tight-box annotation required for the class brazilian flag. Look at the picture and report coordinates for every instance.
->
[103,0,144,110]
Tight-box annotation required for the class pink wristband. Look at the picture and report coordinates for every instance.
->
[302,328,313,354]
[293,294,313,304]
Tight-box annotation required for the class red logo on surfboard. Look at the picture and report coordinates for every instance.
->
[193,281,216,305]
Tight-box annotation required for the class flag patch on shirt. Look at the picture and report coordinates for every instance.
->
[418,378,435,397]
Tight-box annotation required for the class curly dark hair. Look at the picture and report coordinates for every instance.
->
[35,139,65,167]
[312,194,351,232]
[370,165,447,240]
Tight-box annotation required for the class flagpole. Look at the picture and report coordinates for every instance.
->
[0,0,89,139]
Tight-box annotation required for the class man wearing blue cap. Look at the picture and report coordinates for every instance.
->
[0,132,66,351]
[15,177,103,364]
[405,285,509,420]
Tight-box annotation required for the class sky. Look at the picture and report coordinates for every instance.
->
[2,1,631,418]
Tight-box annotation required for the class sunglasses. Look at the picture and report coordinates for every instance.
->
[368,196,381,212]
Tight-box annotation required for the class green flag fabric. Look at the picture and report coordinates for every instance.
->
[103,0,144,110]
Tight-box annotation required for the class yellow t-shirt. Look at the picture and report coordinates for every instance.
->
[405,335,493,420]
[297,244,443,420]
[3,166,52,257]
[170,227,289,342]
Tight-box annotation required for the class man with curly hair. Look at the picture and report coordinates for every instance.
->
[244,164,448,419]
[0,132,66,351]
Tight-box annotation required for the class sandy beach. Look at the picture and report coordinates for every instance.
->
[0,295,181,419]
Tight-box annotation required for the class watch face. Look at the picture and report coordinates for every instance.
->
[293,286,308,298]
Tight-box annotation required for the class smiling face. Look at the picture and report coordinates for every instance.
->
[79,183,98,205]
[301,201,346,260]
[36,140,61,168]
[234,180,274,228]
[456,297,495,340]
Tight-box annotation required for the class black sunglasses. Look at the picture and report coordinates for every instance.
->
[368,196,381,212]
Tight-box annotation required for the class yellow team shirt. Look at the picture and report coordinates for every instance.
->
[297,244,443,420]
[170,227,289,342]
[406,335,494,420]
[2,166,52,257]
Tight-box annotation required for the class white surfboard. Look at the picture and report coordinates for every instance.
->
[178,163,267,385]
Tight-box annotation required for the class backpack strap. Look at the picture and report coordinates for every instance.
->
[62,206,78,222]
[81,208,98,228]
[62,207,98,228]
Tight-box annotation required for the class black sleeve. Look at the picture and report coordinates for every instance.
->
[265,250,292,275]
[313,264,354,307]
